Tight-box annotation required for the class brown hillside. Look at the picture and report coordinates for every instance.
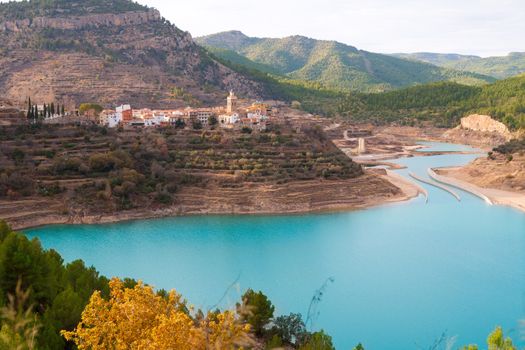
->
[0,3,263,109]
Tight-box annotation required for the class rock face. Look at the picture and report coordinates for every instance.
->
[0,2,264,108]
[460,114,512,139]
[0,9,162,32]
[442,114,513,147]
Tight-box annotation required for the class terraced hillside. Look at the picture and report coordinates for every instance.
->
[197,31,495,92]
[0,122,402,229]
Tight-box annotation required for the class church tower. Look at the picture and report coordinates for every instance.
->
[227,90,237,114]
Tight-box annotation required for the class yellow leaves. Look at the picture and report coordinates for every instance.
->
[487,326,516,350]
[62,278,254,350]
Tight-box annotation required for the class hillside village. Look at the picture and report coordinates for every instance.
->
[98,91,279,130]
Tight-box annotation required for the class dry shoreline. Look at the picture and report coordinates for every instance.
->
[4,126,497,231]
[435,167,525,214]
[5,172,423,231]
[0,171,422,230]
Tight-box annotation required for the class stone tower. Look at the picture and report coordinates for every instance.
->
[357,138,366,154]
[227,90,237,114]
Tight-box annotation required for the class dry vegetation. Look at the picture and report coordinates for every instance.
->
[0,121,401,229]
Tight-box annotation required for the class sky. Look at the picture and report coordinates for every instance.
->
[138,0,525,57]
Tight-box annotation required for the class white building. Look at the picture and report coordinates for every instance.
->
[107,114,122,128]
[144,112,165,127]
[104,113,122,128]
[218,113,240,126]
[98,110,121,128]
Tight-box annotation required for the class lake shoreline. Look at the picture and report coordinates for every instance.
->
[435,167,525,214]
[4,128,502,231]
[4,137,474,231]
[8,171,423,231]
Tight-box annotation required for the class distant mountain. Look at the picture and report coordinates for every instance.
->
[393,52,525,79]
[0,1,265,108]
[196,31,495,93]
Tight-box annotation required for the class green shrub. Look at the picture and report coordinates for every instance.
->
[239,289,275,336]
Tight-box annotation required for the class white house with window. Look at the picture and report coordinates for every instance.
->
[218,113,240,125]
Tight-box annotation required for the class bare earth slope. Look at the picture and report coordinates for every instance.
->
[436,150,525,213]
[0,3,263,108]
[439,154,525,193]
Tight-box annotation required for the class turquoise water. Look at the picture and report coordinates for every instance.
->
[26,142,525,349]
[416,142,478,153]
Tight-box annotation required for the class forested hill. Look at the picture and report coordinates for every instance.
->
[393,52,525,80]
[196,31,495,93]
[0,0,266,108]
[343,74,525,129]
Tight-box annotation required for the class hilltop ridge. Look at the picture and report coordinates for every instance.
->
[197,31,495,92]
[393,52,525,79]
[0,0,265,109]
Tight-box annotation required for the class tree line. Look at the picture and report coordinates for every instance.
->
[26,97,66,122]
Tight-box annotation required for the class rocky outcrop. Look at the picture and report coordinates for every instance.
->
[459,114,512,139]
[0,9,161,32]
[442,114,513,147]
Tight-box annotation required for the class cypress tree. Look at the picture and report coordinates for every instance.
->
[27,97,31,119]
[51,102,55,116]
[61,105,65,116]
[43,104,47,119]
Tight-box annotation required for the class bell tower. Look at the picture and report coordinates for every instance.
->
[227,90,237,114]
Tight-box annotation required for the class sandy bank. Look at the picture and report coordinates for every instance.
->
[434,168,525,213]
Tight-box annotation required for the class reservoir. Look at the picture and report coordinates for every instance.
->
[26,143,525,349]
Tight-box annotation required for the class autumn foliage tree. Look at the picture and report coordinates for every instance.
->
[62,278,254,350]
[461,327,516,350]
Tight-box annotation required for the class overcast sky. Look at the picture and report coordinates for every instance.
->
[0,0,522,56]
[138,0,524,57]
